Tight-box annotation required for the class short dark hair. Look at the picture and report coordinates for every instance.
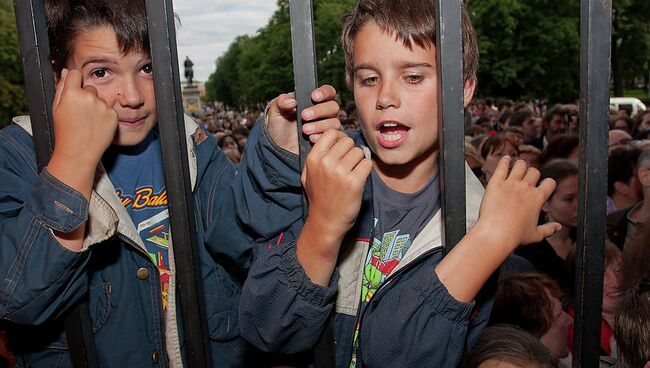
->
[45,0,150,76]
[607,147,641,196]
[341,0,479,86]
[542,104,568,126]
[539,159,579,196]
[509,108,535,128]
[489,273,564,338]
[539,134,579,166]
[463,325,556,368]
[615,278,650,368]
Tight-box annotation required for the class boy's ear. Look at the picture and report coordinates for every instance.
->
[463,79,477,107]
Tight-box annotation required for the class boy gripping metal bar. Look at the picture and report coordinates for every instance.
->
[12,1,99,368]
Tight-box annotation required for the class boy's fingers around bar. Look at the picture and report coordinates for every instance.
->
[310,129,348,155]
[310,84,336,103]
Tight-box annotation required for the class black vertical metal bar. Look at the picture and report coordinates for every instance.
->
[435,0,467,254]
[13,2,99,368]
[13,0,54,168]
[289,0,318,182]
[289,3,336,367]
[145,0,212,366]
[573,0,611,367]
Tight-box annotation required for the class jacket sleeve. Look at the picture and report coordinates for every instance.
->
[231,120,304,241]
[359,271,488,368]
[0,129,91,325]
[239,220,339,354]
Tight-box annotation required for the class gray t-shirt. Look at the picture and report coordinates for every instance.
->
[350,169,441,367]
[360,169,441,302]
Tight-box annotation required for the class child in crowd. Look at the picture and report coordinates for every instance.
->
[489,273,572,365]
[238,0,559,366]
[0,0,335,366]
[463,324,556,368]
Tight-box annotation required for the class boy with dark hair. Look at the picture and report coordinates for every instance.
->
[0,0,336,366]
[238,0,558,366]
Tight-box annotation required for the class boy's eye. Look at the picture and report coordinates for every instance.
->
[91,69,108,78]
[405,75,424,84]
[359,76,379,86]
[141,63,153,74]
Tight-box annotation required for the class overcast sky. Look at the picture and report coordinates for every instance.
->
[174,0,277,82]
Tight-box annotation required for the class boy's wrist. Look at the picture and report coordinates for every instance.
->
[304,213,348,250]
[466,221,519,253]
[47,151,97,200]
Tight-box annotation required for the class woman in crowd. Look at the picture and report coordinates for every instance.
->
[516,160,578,289]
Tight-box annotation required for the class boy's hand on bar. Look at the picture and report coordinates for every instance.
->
[475,156,560,249]
[297,129,373,286]
[267,85,341,155]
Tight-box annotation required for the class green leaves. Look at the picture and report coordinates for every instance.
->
[204,0,356,109]
[469,0,581,102]
[0,0,27,127]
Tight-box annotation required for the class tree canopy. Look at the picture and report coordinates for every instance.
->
[205,0,356,109]
[0,0,27,128]
[206,0,649,107]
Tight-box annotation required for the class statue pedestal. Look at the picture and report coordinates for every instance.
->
[182,84,201,113]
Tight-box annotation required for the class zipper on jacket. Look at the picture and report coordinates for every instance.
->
[353,246,442,366]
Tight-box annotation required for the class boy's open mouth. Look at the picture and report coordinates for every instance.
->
[377,121,409,147]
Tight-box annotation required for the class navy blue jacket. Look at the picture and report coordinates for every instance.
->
[238,125,495,368]
[0,116,278,367]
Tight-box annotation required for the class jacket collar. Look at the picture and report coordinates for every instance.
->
[12,114,203,250]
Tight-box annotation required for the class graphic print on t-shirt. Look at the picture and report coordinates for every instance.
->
[116,186,171,312]
[361,229,411,303]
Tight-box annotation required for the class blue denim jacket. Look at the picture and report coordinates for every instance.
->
[237,125,495,368]
[0,116,268,367]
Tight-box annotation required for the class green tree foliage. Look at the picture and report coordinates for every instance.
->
[468,0,581,102]
[0,0,27,127]
[205,36,248,107]
[205,0,355,108]
[612,0,650,96]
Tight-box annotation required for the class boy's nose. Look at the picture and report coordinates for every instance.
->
[117,79,144,107]
[376,83,399,110]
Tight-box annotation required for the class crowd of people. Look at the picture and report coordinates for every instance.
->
[460,99,650,367]
[185,95,650,368]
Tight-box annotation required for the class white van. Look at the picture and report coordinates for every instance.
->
[610,97,647,116]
